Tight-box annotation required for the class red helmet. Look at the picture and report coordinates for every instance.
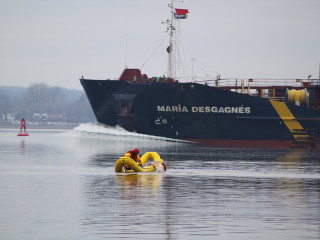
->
[133,148,139,155]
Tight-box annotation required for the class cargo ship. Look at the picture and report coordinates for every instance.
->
[80,1,320,148]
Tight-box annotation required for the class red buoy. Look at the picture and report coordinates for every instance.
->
[17,118,29,136]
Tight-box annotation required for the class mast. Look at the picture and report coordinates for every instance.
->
[163,0,188,79]
[166,1,175,78]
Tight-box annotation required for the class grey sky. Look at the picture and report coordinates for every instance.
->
[1,0,319,90]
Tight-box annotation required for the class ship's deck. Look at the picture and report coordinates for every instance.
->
[195,78,320,108]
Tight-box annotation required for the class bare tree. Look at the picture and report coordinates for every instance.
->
[0,93,10,123]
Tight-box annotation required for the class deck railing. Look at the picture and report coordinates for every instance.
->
[194,78,320,89]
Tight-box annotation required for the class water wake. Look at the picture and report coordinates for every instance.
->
[170,168,320,180]
[73,123,192,143]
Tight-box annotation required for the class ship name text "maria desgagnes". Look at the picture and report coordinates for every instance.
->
[157,105,251,114]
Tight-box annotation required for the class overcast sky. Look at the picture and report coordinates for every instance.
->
[1,0,319,90]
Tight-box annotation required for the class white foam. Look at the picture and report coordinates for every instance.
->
[74,123,133,136]
[73,123,193,143]
[168,168,320,180]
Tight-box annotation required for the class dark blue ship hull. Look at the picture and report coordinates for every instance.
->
[80,78,320,148]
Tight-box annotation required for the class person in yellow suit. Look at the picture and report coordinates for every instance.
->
[124,148,143,168]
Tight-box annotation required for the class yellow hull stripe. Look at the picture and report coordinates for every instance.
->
[269,100,309,140]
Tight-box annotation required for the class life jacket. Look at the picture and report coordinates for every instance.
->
[127,150,137,160]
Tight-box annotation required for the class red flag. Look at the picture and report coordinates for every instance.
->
[175,8,189,15]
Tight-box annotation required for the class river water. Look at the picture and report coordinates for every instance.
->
[0,124,319,240]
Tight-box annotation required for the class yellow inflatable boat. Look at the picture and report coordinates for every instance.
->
[115,152,166,173]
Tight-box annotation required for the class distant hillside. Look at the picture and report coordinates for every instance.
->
[0,86,83,100]
[0,86,26,96]
[0,84,95,123]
